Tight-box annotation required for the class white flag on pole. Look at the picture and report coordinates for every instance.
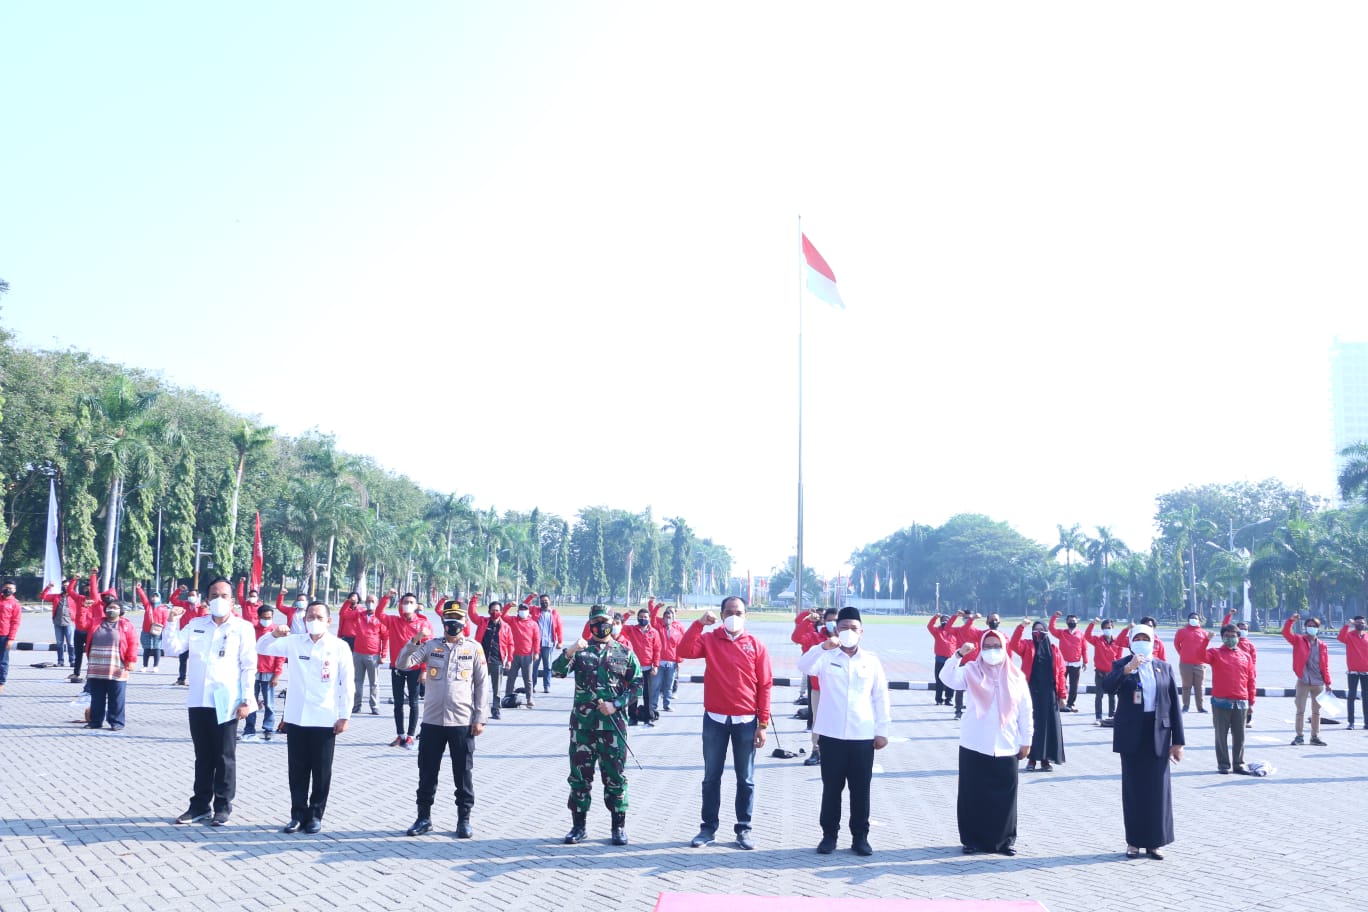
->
[43,477,63,588]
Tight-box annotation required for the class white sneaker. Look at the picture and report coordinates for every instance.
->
[240,733,259,743]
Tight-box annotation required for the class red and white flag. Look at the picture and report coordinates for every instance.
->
[250,512,264,594]
[802,234,844,309]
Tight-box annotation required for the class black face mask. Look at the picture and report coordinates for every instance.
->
[590,622,612,640]
[1066,620,1077,629]
[1033,630,1047,640]
[444,621,464,637]
[987,619,1000,630]
[637,618,649,628]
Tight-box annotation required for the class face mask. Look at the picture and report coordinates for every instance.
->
[987,619,1000,630]
[1238,628,1248,638]
[837,629,860,649]
[1355,623,1367,633]
[610,623,622,637]
[518,610,529,619]
[444,621,464,637]
[365,605,375,614]
[1131,640,1153,658]
[306,619,328,637]
[208,597,231,618]
[401,605,416,616]
[259,618,272,628]
[1066,620,1077,629]
[105,610,120,621]
[1305,626,1319,637]
[1222,635,1239,649]
[294,600,307,609]
[1102,628,1113,640]
[1188,618,1200,627]
[981,648,1006,666]
[723,615,744,634]
[824,621,837,634]
[1032,629,1046,640]
[590,622,611,640]
[638,618,649,628]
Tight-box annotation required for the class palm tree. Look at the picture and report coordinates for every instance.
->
[1339,442,1368,502]
[226,421,274,573]
[1159,507,1217,617]
[1049,524,1085,614]
[1085,526,1128,614]
[275,477,356,596]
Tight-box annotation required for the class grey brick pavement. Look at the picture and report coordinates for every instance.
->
[2,615,1366,912]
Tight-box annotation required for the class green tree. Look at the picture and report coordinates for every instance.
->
[589,515,609,602]
[166,450,196,580]
[1339,443,1368,502]
[666,516,692,605]
[225,421,274,575]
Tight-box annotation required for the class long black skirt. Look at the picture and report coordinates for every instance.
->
[1120,738,1174,848]
[1029,683,1065,763]
[957,747,1018,852]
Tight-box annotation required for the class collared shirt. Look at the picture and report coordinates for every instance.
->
[257,632,354,727]
[938,658,1034,757]
[796,644,891,740]
[1137,658,1157,711]
[162,615,258,715]
[398,636,487,727]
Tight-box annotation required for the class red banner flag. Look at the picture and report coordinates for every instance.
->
[250,512,264,594]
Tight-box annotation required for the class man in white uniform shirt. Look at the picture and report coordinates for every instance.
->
[796,606,890,857]
[161,577,258,827]
[259,600,355,834]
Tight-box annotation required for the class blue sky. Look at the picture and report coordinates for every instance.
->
[3,3,1367,578]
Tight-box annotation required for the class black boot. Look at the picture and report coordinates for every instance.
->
[455,812,473,839]
[611,812,628,846]
[406,811,432,837]
[564,811,587,844]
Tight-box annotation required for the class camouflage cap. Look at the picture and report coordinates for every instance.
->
[588,605,609,621]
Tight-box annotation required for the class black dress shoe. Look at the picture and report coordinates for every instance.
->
[817,835,837,854]
[961,845,979,855]
[406,817,433,837]
[998,847,1017,856]
[1147,848,1165,860]
[852,837,873,857]
[283,818,303,834]
[455,817,473,839]
[304,820,322,834]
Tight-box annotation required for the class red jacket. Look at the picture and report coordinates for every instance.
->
[498,608,541,656]
[677,621,773,724]
[653,618,685,663]
[134,585,169,634]
[1173,625,1213,664]
[70,573,102,633]
[1009,625,1068,701]
[1337,625,1368,674]
[1116,626,1167,661]
[1048,616,1088,664]
[472,613,515,665]
[1083,623,1123,673]
[532,604,564,648]
[0,594,20,639]
[350,607,388,656]
[41,584,76,625]
[171,587,206,628]
[927,616,959,657]
[619,622,662,668]
[235,580,265,623]
[1222,612,1259,665]
[85,617,138,666]
[377,601,434,668]
[1282,617,1332,686]
[1206,645,1256,705]
[793,615,828,689]
[252,621,287,674]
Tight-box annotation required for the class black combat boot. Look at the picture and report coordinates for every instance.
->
[455,812,473,839]
[564,811,587,844]
[611,812,628,846]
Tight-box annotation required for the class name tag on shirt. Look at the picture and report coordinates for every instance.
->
[1133,690,1143,705]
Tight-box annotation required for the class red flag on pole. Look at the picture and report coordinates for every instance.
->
[250,512,264,594]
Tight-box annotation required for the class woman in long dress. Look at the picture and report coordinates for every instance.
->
[939,629,1033,856]
[1101,624,1185,859]
[1010,620,1067,771]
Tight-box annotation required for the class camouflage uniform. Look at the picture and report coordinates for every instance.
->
[553,639,642,813]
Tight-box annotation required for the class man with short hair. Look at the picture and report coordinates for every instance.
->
[1173,612,1212,713]
[1207,623,1256,774]
[1084,619,1122,725]
[650,601,685,714]
[40,580,77,667]
[349,590,389,716]
[1048,612,1088,713]
[162,577,258,826]
[677,596,773,851]
[0,581,21,692]
[619,608,661,726]
[927,612,966,708]
[401,600,488,838]
[798,606,890,856]
[500,596,541,709]
[242,605,283,742]
[67,571,101,682]
[169,584,206,685]
[377,592,433,748]
[1337,615,1368,730]
[471,598,512,719]
[532,594,562,695]
[1284,613,1331,746]
[259,601,353,834]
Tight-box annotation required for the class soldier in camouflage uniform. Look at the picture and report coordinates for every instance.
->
[552,604,642,846]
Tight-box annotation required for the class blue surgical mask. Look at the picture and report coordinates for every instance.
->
[1131,641,1153,658]
[824,621,836,634]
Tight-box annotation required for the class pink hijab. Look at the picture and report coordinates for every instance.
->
[962,629,1028,727]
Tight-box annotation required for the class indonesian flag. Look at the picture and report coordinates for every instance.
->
[802,234,844,309]
[250,512,264,594]
[873,572,880,595]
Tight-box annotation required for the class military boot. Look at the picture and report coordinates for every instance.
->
[564,811,587,844]
[611,812,628,846]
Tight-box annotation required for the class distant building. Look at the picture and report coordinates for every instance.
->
[1331,338,1368,501]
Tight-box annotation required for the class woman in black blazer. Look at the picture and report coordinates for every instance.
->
[1101,624,1184,860]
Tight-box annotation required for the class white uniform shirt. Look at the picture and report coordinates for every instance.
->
[796,643,891,740]
[257,632,355,727]
[939,657,1034,757]
[162,614,258,717]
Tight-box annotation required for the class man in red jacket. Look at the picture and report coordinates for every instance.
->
[0,580,21,692]
[1084,619,1122,725]
[499,597,541,709]
[1222,610,1259,726]
[1173,612,1212,713]
[242,604,285,742]
[927,613,964,708]
[377,593,434,748]
[472,599,514,719]
[1048,612,1088,713]
[678,596,773,851]
[134,584,169,672]
[795,608,836,764]
[1337,615,1368,730]
[620,608,662,726]
[650,602,685,714]
[948,612,983,719]
[1284,613,1331,746]
[1116,617,1168,661]
[1207,623,1256,774]
[66,571,100,683]
[349,591,390,715]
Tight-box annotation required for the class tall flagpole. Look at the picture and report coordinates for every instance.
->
[796,215,804,612]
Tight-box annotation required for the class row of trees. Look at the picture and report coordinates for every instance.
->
[849,477,1368,626]
[0,305,731,604]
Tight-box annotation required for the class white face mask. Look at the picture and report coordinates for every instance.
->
[401,604,416,616]
[259,618,271,628]
[610,623,622,637]
[518,610,529,619]
[306,619,328,637]
[1131,640,1153,658]
[1305,626,1319,637]
[722,614,744,634]
[981,648,1006,666]
[208,597,231,618]
[1188,618,1200,627]
[837,629,860,649]
[294,600,307,609]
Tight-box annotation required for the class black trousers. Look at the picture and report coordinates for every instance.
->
[177,652,189,682]
[1094,668,1117,720]
[72,630,89,675]
[818,735,875,839]
[416,722,475,816]
[392,668,421,737]
[285,724,337,823]
[487,661,503,712]
[630,671,654,722]
[87,678,127,728]
[187,707,238,814]
[1065,666,1081,708]
[1348,672,1368,726]
[934,655,949,703]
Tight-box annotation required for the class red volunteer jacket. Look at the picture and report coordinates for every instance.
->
[1173,625,1212,664]
[1083,623,1123,673]
[1222,613,1259,665]
[1048,615,1088,664]
[1281,617,1331,687]
[1009,624,1068,701]
[376,600,434,668]
[1205,645,1256,705]
[619,622,662,669]
[134,585,170,634]
[1337,624,1368,674]
[793,615,828,690]
[677,621,773,724]
[71,572,102,633]
[498,604,541,656]
[0,594,20,639]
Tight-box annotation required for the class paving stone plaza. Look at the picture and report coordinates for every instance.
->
[2,611,1365,912]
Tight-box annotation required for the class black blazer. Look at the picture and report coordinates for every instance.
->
[1101,658,1185,757]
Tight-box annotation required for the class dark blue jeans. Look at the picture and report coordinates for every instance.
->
[701,714,756,834]
[87,678,126,728]
[535,645,555,691]
[0,636,9,684]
